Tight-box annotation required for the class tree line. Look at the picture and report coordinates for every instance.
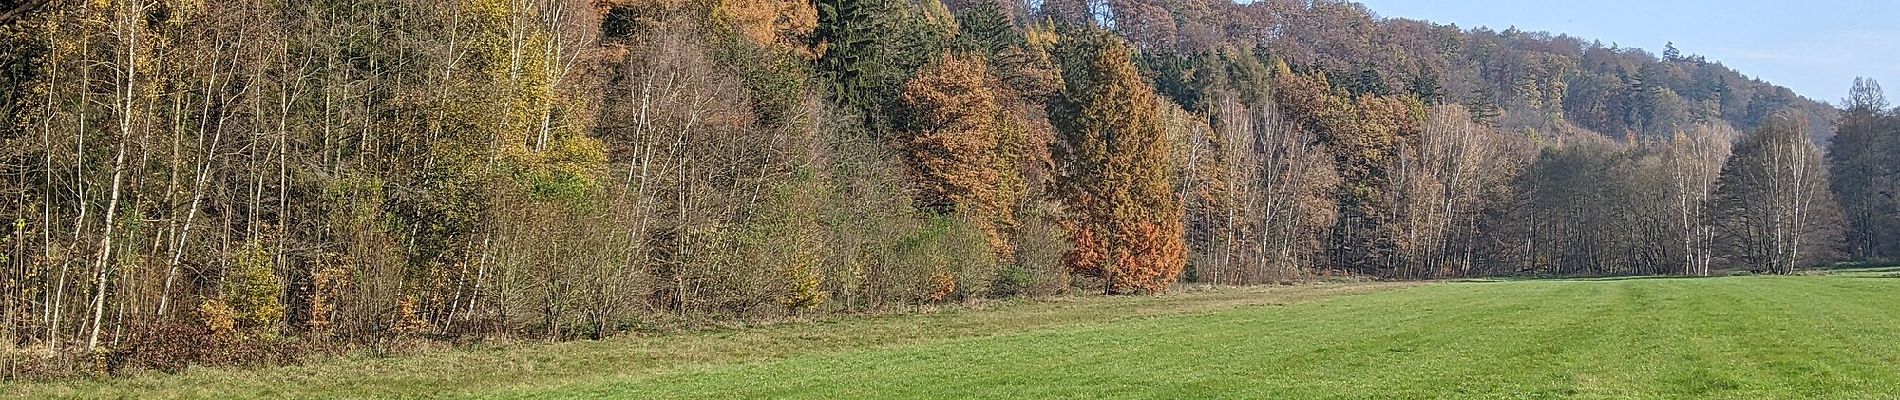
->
[0,0,1886,377]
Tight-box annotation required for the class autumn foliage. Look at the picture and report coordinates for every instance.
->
[901,55,1005,215]
[0,0,1879,380]
[1051,31,1186,294]
[712,0,816,54]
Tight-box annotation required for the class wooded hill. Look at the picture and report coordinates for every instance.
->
[0,0,1891,377]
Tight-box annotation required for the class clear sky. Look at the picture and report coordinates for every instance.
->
[1337,0,1900,105]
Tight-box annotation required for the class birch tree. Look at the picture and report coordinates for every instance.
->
[1708,113,1844,273]
[1663,123,1735,275]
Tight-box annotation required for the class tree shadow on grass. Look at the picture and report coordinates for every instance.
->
[1439,264,1900,284]
[1442,275,1707,283]
[1441,275,1710,283]
[1550,275,1719,282]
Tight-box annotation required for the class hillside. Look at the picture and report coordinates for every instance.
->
[1,0,1893,379]
[1064,0,1839,142]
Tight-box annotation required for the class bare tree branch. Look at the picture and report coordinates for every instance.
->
[0,0,51,26]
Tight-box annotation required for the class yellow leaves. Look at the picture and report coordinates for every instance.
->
[462,0,513,22]
[197,299,237,337]
[548,135,608,170]
[713,0,815,55]
[779,260,827,311]
[221,241,285,337]
[918,0,956,36]
[390,296,432,337]
[1025,18,1060,49]
[445,0,611,205]
[170,0,205,18]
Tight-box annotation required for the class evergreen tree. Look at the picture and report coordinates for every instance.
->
[956,0,1021,55]
[814,0,906,113]
[815,0,944,129]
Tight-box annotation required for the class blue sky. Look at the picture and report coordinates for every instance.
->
[1340,0,1900,104]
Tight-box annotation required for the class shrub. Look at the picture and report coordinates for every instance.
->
[222,241,285,337]
[110,321,214,374]
[892,215,998,303]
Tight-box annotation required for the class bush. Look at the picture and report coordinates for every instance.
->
[892,215,998,303]
[109,322,213,374]
[221,241,286,337]
[108,319,314,375]
[990,264,1034,298]
[996,202,1072,297]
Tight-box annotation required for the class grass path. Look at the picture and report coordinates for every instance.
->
[13,274,1900,399]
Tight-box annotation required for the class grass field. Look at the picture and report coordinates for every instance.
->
[11,271,1900,399]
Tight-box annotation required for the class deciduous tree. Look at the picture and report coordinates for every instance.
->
[1051,30,1183,294]
[1709,112,1844,273]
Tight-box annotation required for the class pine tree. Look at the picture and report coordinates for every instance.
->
[956,0,1021,56]
[814,0,904,112]
[815,0,944,128]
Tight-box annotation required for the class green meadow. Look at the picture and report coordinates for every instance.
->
[14,270,1900,399]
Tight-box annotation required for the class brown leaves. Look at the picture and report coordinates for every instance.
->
[901,54,1003,212]
[900,53,1030,257]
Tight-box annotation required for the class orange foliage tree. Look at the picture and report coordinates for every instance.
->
[900,54,1004,214]
[1050,30,1185,294]
[899,54,1015,254]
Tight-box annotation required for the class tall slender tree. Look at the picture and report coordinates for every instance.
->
[1050,30,1183,294]
[1828,78,1899,259]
